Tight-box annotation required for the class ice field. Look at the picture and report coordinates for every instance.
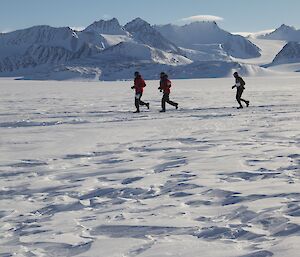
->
[0,77,299,257]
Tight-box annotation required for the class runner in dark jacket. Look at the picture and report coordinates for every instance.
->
[232,72,250,109]
[131,71,149,113]
[158,72,178,112]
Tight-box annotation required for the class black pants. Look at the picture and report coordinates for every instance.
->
[135,93,147,111]
[162,93,177,111]
[236,87,248,107]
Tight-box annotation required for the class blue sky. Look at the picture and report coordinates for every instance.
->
[1,0,299,33]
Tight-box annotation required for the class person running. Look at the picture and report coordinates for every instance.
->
[232,72,250,109]
[158,72,178,112]
[131,71,149,113]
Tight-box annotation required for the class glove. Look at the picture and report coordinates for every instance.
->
[232,86,235,89]
[131,86,135,89]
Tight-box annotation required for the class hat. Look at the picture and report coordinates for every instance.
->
[160,72,168,78]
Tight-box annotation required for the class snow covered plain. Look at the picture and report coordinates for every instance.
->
[0,76,299,257]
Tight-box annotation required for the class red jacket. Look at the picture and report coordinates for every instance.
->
[159,78,171,94]
[134,76,146,93]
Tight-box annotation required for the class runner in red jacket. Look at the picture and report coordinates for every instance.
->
[158,72,178,112]
[131,71,149,113]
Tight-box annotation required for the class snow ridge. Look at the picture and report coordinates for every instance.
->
[155,21,261,58]
[84,18,128,36]
[271,41,300,65]
[125,18,180,53]
[259,24,300,41]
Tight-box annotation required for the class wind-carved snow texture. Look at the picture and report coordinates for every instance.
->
[0,77,299,256]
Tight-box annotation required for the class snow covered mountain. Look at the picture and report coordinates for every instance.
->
[0,18,185,74]
[155,21,261,59]
[0,25,83,54]
[271,41,300,65]
[125,18,180,53]
[259,24,300,41]
[84,18,128,36]
[81,18,132,49]
[0,25,102,72]
[101,41,189,64]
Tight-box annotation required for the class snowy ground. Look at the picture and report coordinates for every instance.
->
[0,77,299,257]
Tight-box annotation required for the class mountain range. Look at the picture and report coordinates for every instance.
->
[0,18,299,80]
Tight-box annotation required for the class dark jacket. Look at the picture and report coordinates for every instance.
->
[235,76,246,89]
